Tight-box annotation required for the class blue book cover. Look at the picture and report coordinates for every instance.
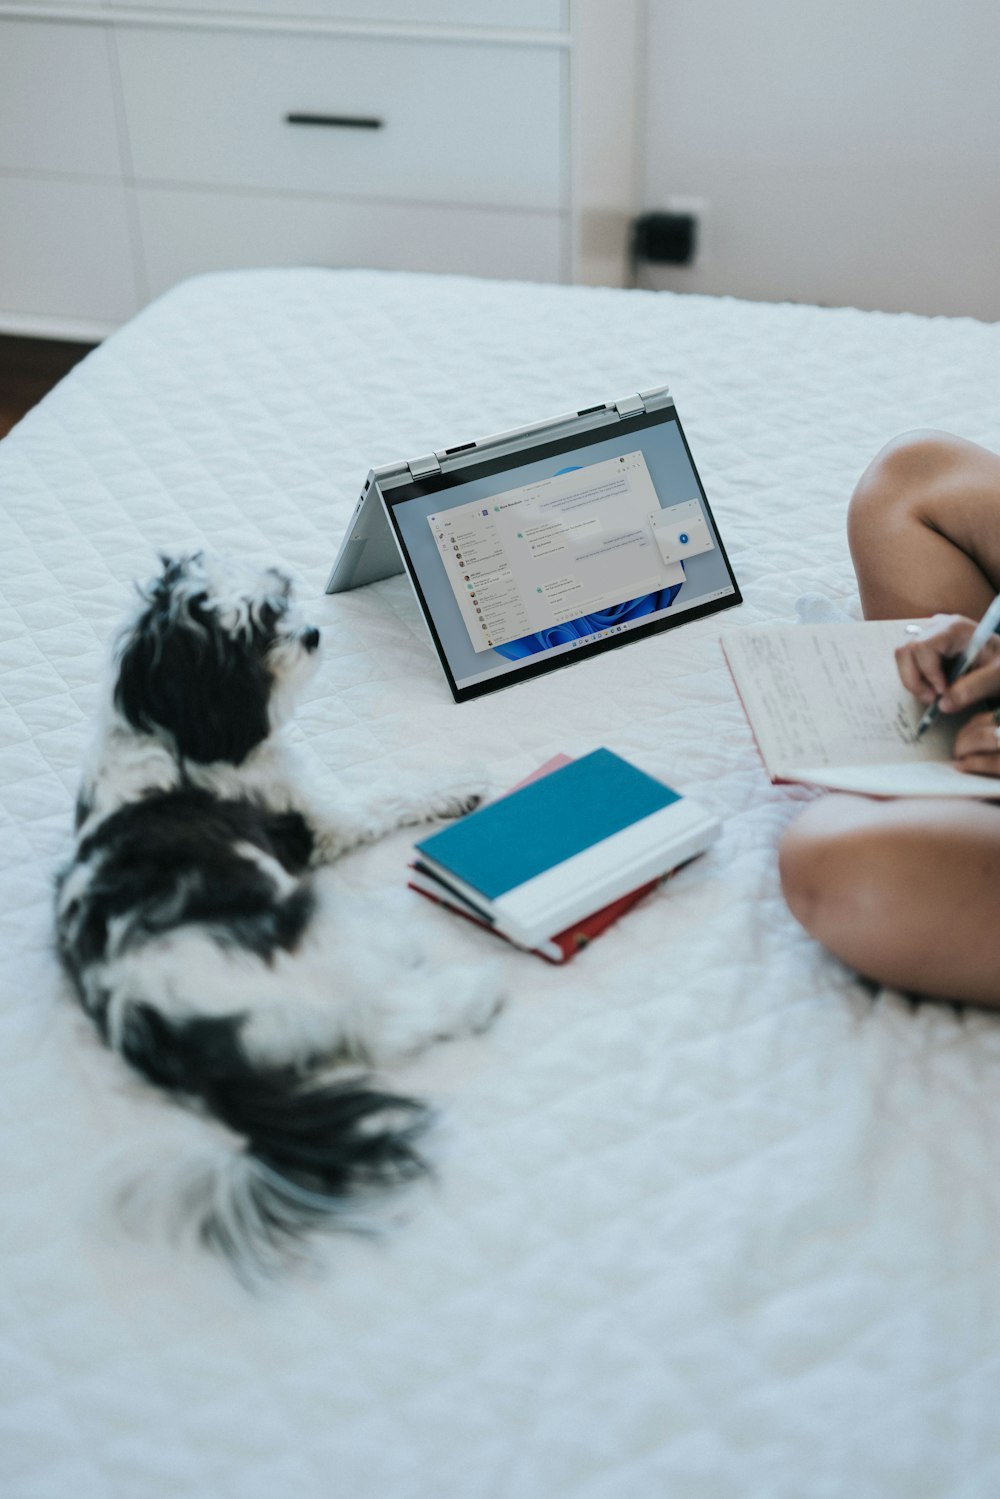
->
[414,748,680,902]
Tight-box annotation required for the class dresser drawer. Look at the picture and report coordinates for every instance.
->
[0,176,138,325]
[134,185,565,296]
[0,20,123,177]
[115,28,565,210]
[106,0,567,29]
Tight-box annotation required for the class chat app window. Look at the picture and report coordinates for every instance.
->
[427,506,531,652]
[429,451,697,654]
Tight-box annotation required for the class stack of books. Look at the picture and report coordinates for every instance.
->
[407,748,720,964]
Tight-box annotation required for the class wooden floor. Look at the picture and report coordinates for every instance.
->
[0,335,97,438]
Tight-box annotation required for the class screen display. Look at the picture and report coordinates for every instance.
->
[384,407,740,701]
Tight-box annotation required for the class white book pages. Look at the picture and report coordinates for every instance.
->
[492,798,720,948]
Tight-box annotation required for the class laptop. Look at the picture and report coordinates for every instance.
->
[325,386,742,703]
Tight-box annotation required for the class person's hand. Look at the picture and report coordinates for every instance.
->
[895,613,1000,777]
[895,612,1000,713]
[952,708,1000,776]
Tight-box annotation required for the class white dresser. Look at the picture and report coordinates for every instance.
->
[0,0,641,339]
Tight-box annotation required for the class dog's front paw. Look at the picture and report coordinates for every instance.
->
[310,823,367,864]
[307,770,492,863]
[422,773,491,821]
[384,771,492,829]
[429,778,490,822]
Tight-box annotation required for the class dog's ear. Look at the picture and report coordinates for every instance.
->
[114,560,272,765]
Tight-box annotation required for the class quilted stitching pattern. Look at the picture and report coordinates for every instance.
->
[3,270,1000,1497]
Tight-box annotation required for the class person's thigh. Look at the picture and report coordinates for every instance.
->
[848,432,1000,619]
[779,793,1000,1005]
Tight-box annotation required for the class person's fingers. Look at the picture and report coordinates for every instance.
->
[939,639,1000,711]
[953,709,1000,778]
[952,752,1000,778]
[896,640,947,700]
[895,617,1000,709]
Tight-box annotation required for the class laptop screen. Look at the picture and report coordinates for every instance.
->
[383,404,741,702]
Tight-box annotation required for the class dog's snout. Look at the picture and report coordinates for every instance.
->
[301,626,321,652]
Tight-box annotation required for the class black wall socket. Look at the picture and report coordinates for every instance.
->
[631,211,698,266]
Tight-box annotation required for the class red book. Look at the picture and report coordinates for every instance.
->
[406,755,661,963]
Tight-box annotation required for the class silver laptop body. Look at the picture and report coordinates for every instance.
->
[325,387,675,596]
[323,385,741,703]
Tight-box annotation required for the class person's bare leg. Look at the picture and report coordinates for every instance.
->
[778,434,1000,1005]
[848,431,1000,620]
[779,794,1000,1006]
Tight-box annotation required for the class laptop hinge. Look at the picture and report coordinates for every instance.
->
[614,394,646,419]
[408,453,441,480]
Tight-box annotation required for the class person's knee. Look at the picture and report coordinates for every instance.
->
[846,430,978,617]
[848,430,966,539]
[780,813,913,992]
[779,798,1000,1003]
[778,798,881,944]
[777,809,836,934]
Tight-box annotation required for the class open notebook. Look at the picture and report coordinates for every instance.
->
[722,619,1000,798]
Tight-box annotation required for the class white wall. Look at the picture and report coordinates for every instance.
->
[639,0,1000,319]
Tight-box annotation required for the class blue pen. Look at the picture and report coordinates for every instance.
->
[913,592,1000,741]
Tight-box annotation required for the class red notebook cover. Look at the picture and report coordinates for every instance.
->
[406,754,661,963]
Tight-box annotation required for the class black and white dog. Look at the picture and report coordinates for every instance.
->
[55,553,504,1274]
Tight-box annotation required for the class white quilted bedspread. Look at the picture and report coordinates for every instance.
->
[4,269,1000,1499]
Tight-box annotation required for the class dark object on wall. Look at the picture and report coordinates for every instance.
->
[631,211,698,267]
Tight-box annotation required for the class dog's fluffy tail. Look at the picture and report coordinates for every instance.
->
[116,1002,430,1276]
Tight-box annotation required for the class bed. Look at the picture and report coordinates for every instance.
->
[4,268,1000,1498]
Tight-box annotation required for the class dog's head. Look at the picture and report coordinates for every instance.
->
[113,553,321,765]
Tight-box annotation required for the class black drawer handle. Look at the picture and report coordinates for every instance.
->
[285,112,384,130]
